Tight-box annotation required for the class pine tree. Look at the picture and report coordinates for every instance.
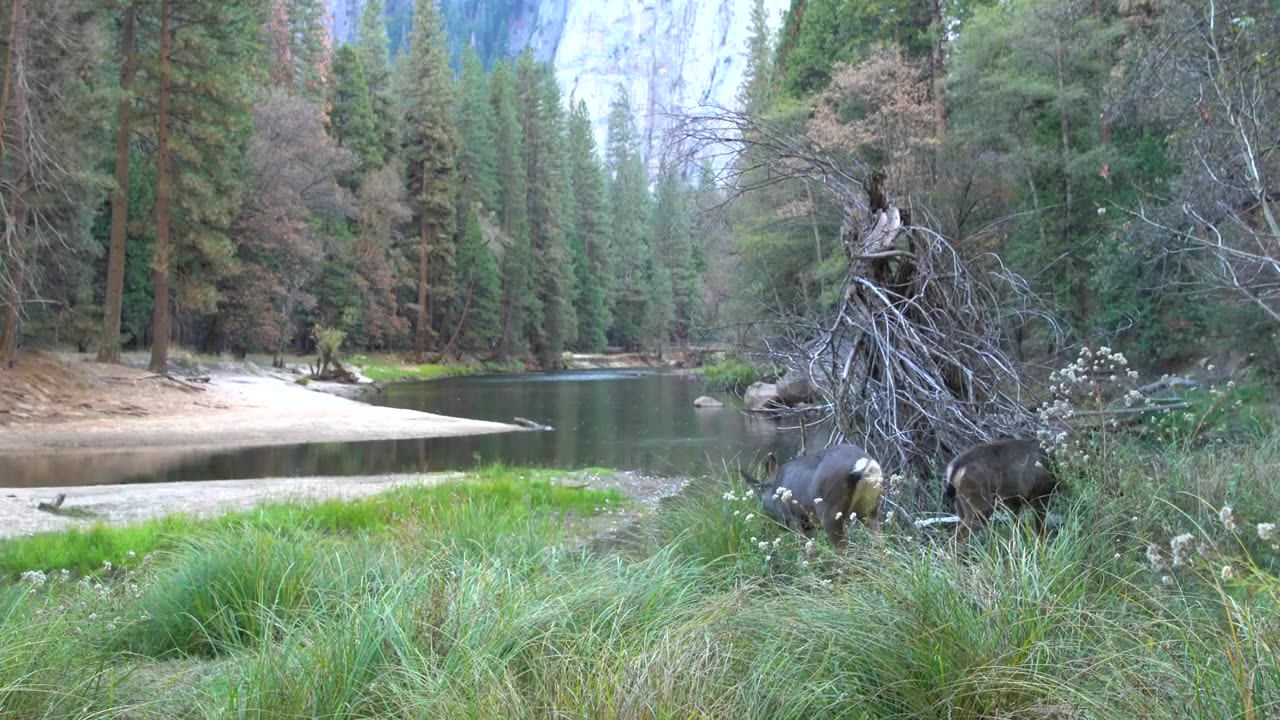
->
[651,162,701,344]
[566,98,612,352]
[455,45,499,215]
[356,0,398,162]
[738,0,775,114]
[447,207,502,355]
[144,0,262,371]
[515,52,573,367]
[400,0,457,362]
[330,44,383,176]
[490,58,536,360]
[604,85,652,350]
[287,0,330,102]
[99,2,141,364]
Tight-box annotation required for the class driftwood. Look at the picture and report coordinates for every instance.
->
[513,417,554,431]
[141,373,209,392]
[310,359,359,384]
[668,105,1052,498]
[36,493,66,512]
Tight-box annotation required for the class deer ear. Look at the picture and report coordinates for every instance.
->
[764,453,780,481]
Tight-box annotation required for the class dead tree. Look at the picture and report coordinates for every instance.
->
[669,106,1052,504]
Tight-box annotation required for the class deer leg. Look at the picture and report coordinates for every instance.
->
[820,510,848,550]
[953,487,991,549]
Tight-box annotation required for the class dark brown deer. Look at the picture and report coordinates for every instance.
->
[740,443,884,548]
[944,438,1058,542]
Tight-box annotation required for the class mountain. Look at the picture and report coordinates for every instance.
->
[325,0,788,170]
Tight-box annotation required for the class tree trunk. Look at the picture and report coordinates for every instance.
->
[98,4,137,364]
[0,0,19,167]
[0,0,30,369]
[930,0,947,138]
[414,219,430,363]
[148,0,173,374]
[1095,0,1111,146]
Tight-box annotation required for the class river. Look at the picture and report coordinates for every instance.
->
[2,369,806,487]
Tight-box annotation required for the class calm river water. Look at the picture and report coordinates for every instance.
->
[1,369,806,487]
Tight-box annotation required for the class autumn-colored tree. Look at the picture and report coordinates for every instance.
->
[353,164,411,348]
[223,91,354,361]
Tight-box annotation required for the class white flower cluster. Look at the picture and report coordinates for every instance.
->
[1145,544,1165,571]
[1219,505,1238,533]
[772,486,797,505]
[1170,533,1196,568]
[1257,522,1276,542]
[20,570,47,586]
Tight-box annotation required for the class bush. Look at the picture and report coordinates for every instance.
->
[698,357,766,393]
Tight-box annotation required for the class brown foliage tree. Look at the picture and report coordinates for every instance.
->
[223,91,353,360]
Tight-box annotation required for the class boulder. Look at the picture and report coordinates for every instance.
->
[776,368,815,405]
[743,381,781,411]
[694,395,724,408]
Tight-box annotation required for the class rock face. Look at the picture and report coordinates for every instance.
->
[325,0,788,172]
[743,381,780,411]
[694,396,724,408]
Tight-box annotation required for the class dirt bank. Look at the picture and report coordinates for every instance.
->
[0,470,689,539]
[0,352,521,455]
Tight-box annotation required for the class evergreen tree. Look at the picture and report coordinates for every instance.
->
[643,264,675,356]
[330,44,384,177]
[356,0,399,163]
[949,0,1115,329]
[490,58,536,359]
[775,0,933,97]
[515,51,573,367]
[738,0,775,114]
[604,85,652,349]
[142,0,262,371]
[286,0,330,102]
[566,99,612,352]
[448,207,502,354]
[651,162,701,344]
[400,0,457,361]
[99,2,141,364]
[455,45,499,214]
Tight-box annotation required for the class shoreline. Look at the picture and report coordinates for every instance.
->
[0,353,523,457]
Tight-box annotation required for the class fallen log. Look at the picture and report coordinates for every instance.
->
[36,493,66,513]
[140,373,209,392]
[513,417,554,431]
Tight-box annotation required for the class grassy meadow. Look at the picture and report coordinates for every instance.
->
[3,433,1279,718]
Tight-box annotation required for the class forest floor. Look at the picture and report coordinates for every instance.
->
[0,350,521,454]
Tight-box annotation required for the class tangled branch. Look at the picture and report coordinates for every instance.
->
[670,105,1054,502]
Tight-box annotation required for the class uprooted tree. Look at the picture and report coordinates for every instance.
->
[671,98,1056,503]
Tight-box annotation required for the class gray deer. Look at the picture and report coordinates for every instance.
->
[740,443,884,548]
[944,438,1058,542]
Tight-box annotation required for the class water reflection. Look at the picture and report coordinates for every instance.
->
[1,369,814,487]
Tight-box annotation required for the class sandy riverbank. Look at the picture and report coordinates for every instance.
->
[0,351,521,455]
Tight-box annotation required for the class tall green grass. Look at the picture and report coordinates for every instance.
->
[2,448,1278,718]
[0,467,624,575]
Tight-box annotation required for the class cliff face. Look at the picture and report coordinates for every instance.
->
[326,0,787,168]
